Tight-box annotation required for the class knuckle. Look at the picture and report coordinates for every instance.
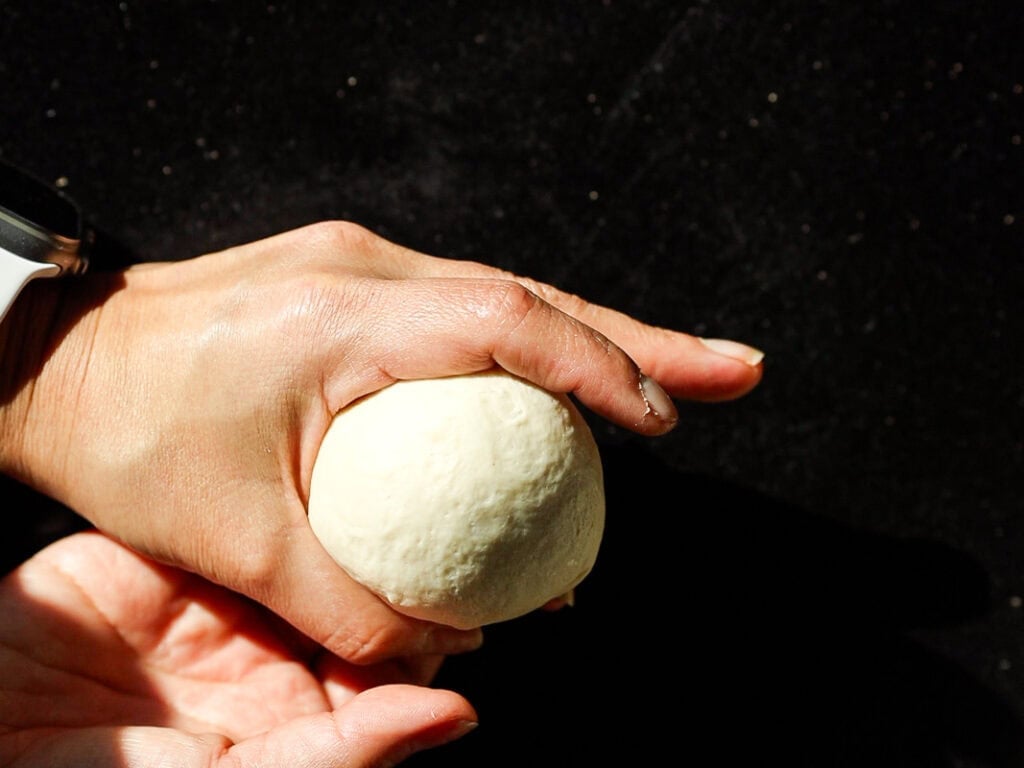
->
[291,220,397,278]
[228,544,281,595]
[491,279,544,329]
[324,619,396,665]
[515,275,590,318]
[300,220,377,259]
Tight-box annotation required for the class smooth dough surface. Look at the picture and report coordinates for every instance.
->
[307,370,606,629]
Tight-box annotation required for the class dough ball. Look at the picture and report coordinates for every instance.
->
[307,369,606,629]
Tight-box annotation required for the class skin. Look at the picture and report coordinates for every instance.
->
[0,530,477,767]
[0,221,762,765]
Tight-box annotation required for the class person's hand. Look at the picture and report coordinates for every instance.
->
[0,221,764,663]
[0,530,477,767]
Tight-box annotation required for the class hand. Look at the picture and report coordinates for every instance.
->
[0,530,477,767]
[0,222,763,663]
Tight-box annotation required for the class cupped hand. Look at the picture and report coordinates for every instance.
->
[0,530,477,768]
[0,221,763,663]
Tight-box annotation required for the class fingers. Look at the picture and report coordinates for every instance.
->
[326,222,765,405]
[318,275,681,435]
[567,318,765,402]
[218,685,477,768]
[510,281,765,401]
[469,277,766,403]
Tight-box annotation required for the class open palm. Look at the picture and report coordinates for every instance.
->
[0,531,476,767]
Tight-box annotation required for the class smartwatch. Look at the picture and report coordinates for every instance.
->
[0,159,90,325]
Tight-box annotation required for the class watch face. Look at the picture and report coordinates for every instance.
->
[0,160,81,242]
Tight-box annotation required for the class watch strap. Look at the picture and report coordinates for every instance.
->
[0,245,60,324]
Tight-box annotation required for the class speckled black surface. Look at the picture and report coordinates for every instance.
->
[2,2,1022,765]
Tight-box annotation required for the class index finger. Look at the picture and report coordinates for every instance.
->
[361,236,765,402]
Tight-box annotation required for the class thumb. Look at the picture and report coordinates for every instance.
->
[249,524,483,664]
[220,685,478,768]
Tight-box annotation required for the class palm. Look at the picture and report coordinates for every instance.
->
[0,532,474,767]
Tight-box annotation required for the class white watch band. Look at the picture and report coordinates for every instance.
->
[0,245,60,325]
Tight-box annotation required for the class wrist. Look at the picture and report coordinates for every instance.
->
[0,278,89,496]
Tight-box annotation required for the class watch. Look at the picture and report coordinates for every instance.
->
[0,159,90,325]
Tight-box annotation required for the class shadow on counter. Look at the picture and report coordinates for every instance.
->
[417,441,1022,768]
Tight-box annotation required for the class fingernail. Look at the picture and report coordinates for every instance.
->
[442,720,479,743]
[417,719,478,751]
[699,337,765,366]
[392,719,479,765]
[639,374,678,424]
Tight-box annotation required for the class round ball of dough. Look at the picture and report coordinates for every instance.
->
[307,370,605,629]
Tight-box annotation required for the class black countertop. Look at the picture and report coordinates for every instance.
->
[2,2,1022,765]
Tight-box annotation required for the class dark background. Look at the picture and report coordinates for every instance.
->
[2,2,1022,766]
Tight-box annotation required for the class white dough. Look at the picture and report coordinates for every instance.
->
[307,370,606,629]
